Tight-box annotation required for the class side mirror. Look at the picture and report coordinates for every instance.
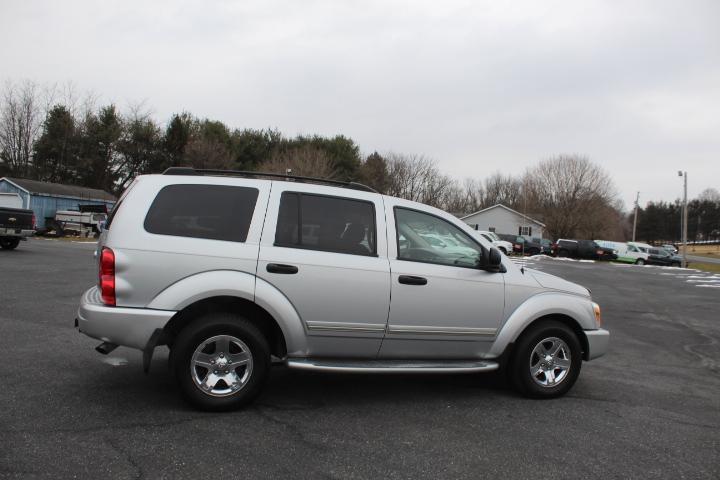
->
[479,247,503,272]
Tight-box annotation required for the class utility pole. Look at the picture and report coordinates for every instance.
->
[678,171,688,268]
[632,191,640,242]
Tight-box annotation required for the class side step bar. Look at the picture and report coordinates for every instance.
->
[286,358,499,374]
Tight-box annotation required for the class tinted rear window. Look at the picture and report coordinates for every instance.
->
[144,184,258,242]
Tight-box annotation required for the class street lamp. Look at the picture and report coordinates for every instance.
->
[678,171,688,268]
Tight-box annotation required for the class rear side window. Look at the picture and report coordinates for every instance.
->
[144,184,258,242]
[274,192,376,256]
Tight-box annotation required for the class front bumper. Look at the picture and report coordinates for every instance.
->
[584,328,610,360]
[76,286,176,351]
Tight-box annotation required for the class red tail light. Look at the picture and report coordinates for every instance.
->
[99,247,115,306]
[31,214,36,229]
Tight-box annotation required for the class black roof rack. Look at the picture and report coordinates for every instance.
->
[162,167,378,193]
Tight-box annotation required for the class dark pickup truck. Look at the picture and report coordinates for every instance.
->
[0,207,35,250]
[551,239,618,261]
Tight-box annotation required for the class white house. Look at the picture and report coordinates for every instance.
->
[460,204,546,239]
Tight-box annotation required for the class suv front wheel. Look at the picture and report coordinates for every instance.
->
[171,312,270,411]
[509,320,582,398]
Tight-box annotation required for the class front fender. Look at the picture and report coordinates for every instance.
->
[146,270,308,356]
[487,292,596,358]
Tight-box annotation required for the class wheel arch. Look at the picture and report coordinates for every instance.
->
[489,293,595,361]
[162,296,289,359]
[494,313,591,363]
[146,270,308,357]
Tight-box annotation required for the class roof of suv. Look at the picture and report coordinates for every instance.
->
[162,167,377,193]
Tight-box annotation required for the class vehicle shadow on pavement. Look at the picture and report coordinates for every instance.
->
[74,352,518,415]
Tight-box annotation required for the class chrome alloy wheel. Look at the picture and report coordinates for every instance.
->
[190,335,253,397]
[529,337,571,387]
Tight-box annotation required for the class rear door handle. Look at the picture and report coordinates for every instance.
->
[398,275,427,285]
[266,263,299,274]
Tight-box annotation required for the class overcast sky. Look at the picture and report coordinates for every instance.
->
[1,0,718,209]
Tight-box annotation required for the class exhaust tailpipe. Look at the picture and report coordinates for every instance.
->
[95,342,118,355]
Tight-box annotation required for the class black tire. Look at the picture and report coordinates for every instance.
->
[557,249,569,258]
[671,261,681,267]
[528,248,540,256]
[0,238,20,250]
[170,312,270,411]
[635,258,645,265]
[509,320,582,399]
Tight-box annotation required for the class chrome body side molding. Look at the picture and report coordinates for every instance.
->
[386,325,497,337]
[306,321,387,333]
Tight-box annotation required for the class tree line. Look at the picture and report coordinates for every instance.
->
[634,189,720,243]
[5,79,715,242]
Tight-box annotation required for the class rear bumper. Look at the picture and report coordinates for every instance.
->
[76,286,176,351]
[584,328,610,360]
[0,228,34,238]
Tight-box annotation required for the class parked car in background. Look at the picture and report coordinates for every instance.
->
[596,240,649,265]
[531,237,553,255]
[627,242,657,255]
[0,205,35,250]
[661,244,678,255]
[474,230,513,255]
[496,233,522,253]
[76,168,609,410]
[646,247,684,267]
[496,234,546,255]
[552,239,617,261]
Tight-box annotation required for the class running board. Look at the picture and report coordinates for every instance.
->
[285,358,499,373]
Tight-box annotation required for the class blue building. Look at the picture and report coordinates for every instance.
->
[0,177,116,229]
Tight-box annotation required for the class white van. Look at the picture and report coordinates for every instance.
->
[595,240,649,265]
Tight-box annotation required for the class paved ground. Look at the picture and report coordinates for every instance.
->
[687,254,720,265]
[1,240,718,479]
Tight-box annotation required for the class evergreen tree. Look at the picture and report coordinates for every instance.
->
[33,105,79,183]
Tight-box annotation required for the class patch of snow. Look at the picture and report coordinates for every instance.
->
[102,357,128,366]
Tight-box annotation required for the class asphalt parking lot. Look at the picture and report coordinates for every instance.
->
[1,239,718,479]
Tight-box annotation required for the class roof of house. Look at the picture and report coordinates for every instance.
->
[1,177,116,202]
[460,204,546,227]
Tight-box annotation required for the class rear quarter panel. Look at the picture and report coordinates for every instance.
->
[103,175,271,308]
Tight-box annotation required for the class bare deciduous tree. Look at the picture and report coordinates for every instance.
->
[260,145,339,179]
[0,80,43,177]
[183,137,234,170]
[523,154,617,239]
[482,173,523,209]
[385,153,458,209]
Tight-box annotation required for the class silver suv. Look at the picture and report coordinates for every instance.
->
[76,168,609,410]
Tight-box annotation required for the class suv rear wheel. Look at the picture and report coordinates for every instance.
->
[509,320,581,398]
[171,312,270,411]
[635,258,645,265]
